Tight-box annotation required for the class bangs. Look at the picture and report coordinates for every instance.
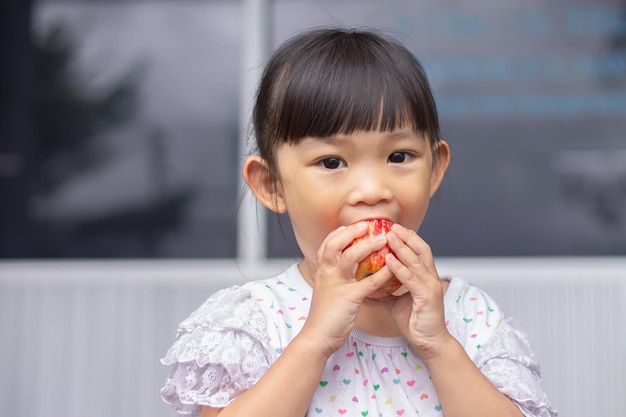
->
[260,30,440,145]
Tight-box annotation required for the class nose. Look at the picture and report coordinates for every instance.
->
[347,165,393,206]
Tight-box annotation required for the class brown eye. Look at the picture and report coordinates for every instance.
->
[388,152,408,163]
[321,157,345,169]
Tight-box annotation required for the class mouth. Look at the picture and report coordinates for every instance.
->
[351,216,394,225]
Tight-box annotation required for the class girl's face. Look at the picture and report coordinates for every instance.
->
[269,128,450,282]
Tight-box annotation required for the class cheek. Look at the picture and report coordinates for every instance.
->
[399,191,431,231]
[289,202,341,257]
[285,201,326,245]
[289,219,328,264]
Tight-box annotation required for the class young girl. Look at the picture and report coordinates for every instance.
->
[161,28,557,417]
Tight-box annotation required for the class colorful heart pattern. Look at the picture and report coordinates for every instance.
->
[247,269,501,416]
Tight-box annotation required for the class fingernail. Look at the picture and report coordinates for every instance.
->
[375,234,387,242]
[392,223,406,232]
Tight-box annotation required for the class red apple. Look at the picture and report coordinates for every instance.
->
[349,219,403,298]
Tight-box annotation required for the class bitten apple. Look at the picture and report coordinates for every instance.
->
[349,219,403,298]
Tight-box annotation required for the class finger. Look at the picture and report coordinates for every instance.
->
[353,265,396,298]
[341,232,388,272]
[384,251,433,290]
[389,224,437,276]
[390,224,433,263]
[323,222,372,253]
[317,222,389,284]
[317,222,367,265]
[386,232,434,282]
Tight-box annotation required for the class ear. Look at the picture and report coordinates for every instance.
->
[242,156,287,213]
[429,139,451,197]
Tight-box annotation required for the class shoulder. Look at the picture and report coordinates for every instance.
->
[241,263,312,318]
[240,264,313,350]
[160,273,296,413]
[444,276,505,322]
[242,263,311,299]
[171,263,309,354]
[443,277,505,357]
[177,285,266,340]
[176,264,305,334]
[444,278,558,416]
[475,317,558,416]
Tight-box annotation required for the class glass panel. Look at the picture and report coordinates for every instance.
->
[0,0,242,258]
[268,0,626,256]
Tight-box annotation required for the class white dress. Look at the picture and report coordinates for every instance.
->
[161,263,557,417]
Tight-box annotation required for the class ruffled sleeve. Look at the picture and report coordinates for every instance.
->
[160,286,272,415]
[474,316,558,417]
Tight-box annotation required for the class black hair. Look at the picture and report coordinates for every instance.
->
[252,27,441,176]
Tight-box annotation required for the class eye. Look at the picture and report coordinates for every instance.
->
[319,157,346,170]
[388,152,411,163]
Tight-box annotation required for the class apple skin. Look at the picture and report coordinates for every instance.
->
[349,219,403,298]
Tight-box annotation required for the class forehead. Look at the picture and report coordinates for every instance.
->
[317,128,426,142]
[293,128,428,151]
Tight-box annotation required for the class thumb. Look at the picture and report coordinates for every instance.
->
[354,265,395,299]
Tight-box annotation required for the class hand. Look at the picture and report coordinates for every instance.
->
[299,222,396,358]
[376,223,453,360]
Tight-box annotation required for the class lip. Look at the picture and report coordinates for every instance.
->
[353,217,394,225]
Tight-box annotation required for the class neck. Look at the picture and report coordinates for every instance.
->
[356,299,402,337]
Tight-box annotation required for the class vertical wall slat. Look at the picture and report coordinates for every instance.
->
[0,288,16,417]
[66,286,89,417]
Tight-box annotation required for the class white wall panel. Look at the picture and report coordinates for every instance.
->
[1,258,624,417]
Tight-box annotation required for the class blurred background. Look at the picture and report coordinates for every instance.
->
[1,0,625,416]
[2,0,626,259]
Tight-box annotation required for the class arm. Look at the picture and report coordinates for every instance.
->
[381,223,523,417]
[201,330,330,417]
[421,336,523,417]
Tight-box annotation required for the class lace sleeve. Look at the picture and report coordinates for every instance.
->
[160,286,272,415]
[474,317,558,417]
